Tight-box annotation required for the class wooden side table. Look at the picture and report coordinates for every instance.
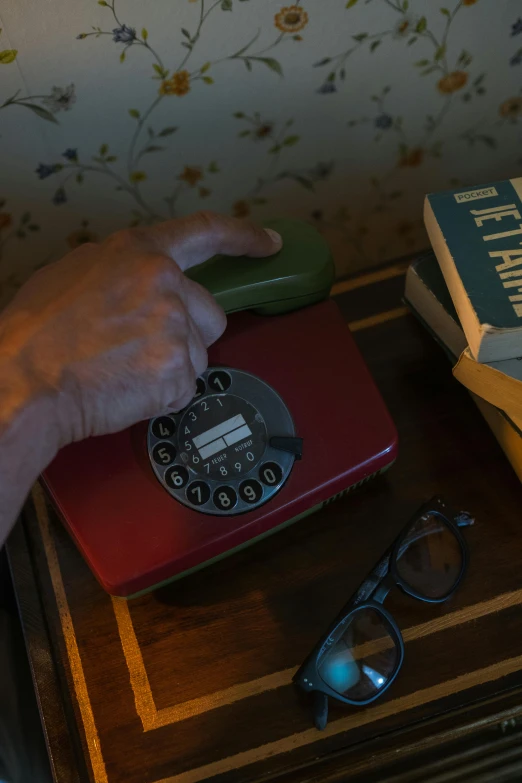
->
[8,260,522,783]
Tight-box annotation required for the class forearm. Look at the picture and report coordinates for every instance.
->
[0,359,58,548]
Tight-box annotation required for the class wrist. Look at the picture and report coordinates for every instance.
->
[0,321,63,546]
[0,354,61,475]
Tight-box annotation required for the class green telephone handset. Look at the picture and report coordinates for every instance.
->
[185,219,335,315]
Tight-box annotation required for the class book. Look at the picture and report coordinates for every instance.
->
[424,177,522,363]
[404,252,467,359]
[404,253,522,483]
[453,348,522,424]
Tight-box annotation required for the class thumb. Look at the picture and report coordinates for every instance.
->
[149,211,283,271]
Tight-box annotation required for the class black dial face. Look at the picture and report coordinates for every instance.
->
[178,394,267,480]
[147,367,297,516]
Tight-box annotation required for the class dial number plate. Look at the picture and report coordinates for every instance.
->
[147,367,296,516]
[179,395,266,479]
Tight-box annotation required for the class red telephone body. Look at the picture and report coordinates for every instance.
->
[42,299,398,597]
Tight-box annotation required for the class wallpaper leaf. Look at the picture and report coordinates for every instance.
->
[0,50,17,64]
[12,102,58,123]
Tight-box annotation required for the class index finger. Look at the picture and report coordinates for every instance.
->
[148,211,283,271]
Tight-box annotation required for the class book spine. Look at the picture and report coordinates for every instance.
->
[424,197,482,360]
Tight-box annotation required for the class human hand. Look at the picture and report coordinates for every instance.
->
[0,212,282,450]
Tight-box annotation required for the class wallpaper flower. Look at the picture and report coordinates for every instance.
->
[0,0,520,307]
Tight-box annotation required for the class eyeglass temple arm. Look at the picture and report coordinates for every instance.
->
[313,691,329,731]
[352,509,474,607]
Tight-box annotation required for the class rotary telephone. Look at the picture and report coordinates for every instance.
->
[42,219,398,597]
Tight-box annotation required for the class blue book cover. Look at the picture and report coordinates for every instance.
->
[424,177,522,363]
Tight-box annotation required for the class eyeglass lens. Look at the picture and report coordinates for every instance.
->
[395,512,463,599]
[317,607,399,701]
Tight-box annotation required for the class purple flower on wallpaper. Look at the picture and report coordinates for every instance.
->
[308,162,334,180]
[62,148,78,161]
[53,188,67,205]
[43,85,76,114]
[36,163,61,179]
[317,82,336,94]
[511,18,522,36]
[511,49,522,66]
[375,113,393,130]
[112,25,136,43]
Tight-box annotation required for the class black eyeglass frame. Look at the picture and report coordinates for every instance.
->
[293,496,472,721]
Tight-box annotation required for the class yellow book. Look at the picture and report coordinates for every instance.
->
[469,393,522,483]
[453,349,522,427]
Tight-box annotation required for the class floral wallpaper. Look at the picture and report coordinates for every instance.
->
[0,0,521,308]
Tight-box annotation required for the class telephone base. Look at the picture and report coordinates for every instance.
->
[42,298,398,597]
[113,462,394,600]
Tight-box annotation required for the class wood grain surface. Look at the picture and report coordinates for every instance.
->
[8,259,522,783]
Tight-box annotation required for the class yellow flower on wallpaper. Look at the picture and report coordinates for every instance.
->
[274,6,309,34]
[179,166,203,186]
[0,213,12,231]
[394,16,417,38]
[396,220,417,247]
[67,226,99,248]
[130,171,147,182]
[399,147,424,168]
[396,220,414,236]
[437,71,468,94]
[160,71,191,97]
[233,200,250,218]
[499,97,522,118]
[254,123,274,139]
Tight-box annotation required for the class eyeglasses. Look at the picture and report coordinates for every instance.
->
[293,496,473,730]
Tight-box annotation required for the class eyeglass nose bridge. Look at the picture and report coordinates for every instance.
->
[371,572,395,604]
